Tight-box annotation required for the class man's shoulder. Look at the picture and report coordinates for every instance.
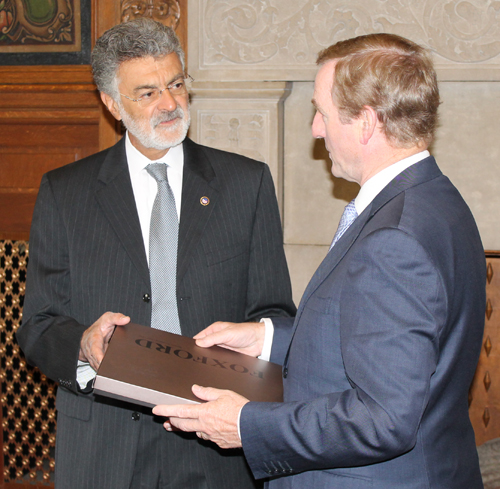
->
[45,139,123,183]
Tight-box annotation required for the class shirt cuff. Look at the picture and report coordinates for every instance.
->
[77,360,97,391]
[237,405,243,441]
[258,318,274,362]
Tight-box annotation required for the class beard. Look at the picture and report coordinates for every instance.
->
[119,103,191,151]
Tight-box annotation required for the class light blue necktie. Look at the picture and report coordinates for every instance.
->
[146,163,181,334]
[329,199,358,250]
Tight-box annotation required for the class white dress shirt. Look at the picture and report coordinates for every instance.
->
[77,132,185,389]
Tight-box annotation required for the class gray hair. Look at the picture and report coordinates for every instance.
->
[91,18,185,100]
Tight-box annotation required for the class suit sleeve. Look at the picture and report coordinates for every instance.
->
[269,316,295,365]
[16,175,86,393]
[240,228,445,478]
[244,164,296,321]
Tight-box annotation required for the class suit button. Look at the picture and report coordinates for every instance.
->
[142,293,151,303]
[283,367,288,378]
[132,412,141,421]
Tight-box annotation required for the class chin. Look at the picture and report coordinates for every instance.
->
[156,129,188,149]
[156,119,190,146]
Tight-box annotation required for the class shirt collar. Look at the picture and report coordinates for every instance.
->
[355,150,430,215]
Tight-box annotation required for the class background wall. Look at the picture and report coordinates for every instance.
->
[187,0,500,303]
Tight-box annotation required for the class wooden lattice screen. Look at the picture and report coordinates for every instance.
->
[0,240,56,487]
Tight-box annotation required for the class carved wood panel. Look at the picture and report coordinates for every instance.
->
[469,251,500,446]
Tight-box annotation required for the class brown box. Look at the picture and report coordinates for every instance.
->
[94,322,283,408]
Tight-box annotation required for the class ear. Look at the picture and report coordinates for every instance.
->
[100,92,122,121]
[359,106,378,145]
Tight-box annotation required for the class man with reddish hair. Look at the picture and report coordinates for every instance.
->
[155,33,486,489]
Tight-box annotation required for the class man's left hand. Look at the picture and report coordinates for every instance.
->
[153,384,249,449]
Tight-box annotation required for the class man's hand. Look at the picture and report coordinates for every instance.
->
[194,321,265,357]
[153,384,248,449]
[79,312,130,371]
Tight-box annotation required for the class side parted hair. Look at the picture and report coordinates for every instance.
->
[317,33,440,148]
[91,18,185,100]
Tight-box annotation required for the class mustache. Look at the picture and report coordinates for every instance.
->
[152,106,185,126]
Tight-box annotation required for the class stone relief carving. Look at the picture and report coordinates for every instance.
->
[202,0,500,66]
[199,111,267,163]
[121,0,181,28]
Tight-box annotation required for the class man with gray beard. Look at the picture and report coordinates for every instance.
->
[17,18,295,489]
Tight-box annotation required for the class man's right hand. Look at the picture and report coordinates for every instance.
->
[194,321,265,358]
[79,312,130,371]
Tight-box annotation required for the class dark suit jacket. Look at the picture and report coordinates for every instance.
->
[17,137,296,489]
[241,157,485,488]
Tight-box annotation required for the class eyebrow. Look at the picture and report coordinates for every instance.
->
[133,72,185,93]
[311,98,322,113]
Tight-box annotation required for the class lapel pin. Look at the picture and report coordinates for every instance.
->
[200,196,210,206]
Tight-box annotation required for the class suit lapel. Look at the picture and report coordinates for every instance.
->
[177,138,220,285]
[94,138,150,288]
[285,156,443,361]
[300,156,441,308]
[298,209,370,309]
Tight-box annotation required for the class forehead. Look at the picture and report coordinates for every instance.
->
[312,60,336,110]
[116,53,183,89]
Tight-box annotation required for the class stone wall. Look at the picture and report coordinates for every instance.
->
[187,0,500,302]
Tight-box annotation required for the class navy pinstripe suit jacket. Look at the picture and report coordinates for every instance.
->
[18,137,296,489]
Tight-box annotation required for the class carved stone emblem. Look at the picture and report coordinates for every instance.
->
[200,112,267,163]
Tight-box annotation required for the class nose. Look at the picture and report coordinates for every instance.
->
[157,88,178,112]
[311,111,325,139]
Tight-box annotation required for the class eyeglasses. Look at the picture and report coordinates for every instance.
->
[120,74,194,108]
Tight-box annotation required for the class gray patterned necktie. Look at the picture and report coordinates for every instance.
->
[329,199,358,250]
[146,163,181,334]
